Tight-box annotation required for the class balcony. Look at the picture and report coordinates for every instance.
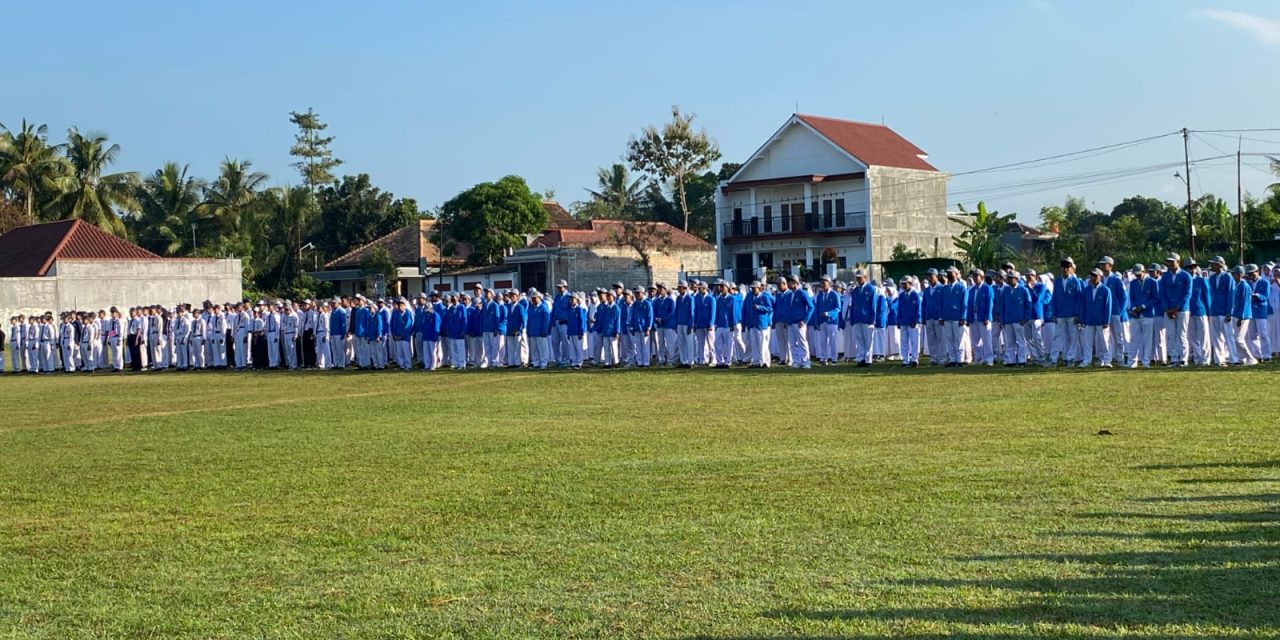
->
[722,212,867,242]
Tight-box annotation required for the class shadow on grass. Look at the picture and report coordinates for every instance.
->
[728,467,1280,639]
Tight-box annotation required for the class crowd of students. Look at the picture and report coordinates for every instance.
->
[4,253,1277,375]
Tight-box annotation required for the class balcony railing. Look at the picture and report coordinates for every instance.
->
[722,212,867,240]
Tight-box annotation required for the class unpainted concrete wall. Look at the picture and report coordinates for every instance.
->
[0,258,241,319]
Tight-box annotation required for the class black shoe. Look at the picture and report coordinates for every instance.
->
[856,361,870,368]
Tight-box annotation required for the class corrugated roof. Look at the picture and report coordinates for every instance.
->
[542,200,582,229]
[794,114,938,172]
[0,219,158,277]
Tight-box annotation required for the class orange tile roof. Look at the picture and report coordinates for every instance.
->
[0,219,158,277]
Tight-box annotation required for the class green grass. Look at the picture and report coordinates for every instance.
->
[0,365,1277,639]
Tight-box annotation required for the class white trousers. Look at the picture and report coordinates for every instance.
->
[1188,315,1209,365]
[483,333,503,368]
[1209,316,1233,365]
[449,338,468,369]
[899,325,920,364]
[1052,317,1079,363]
[773,324,790,366]
[1166,311,1189,365]
[1079,325,1110,366]
[267,334,281,368]
[1151,317,1167,363]
[567,333,584,366]
[789,322,810,368]
[969,322,993,365]
[330,336,348,369]
[283,336,298,369]
[1234,319,1256,365]
[694,328,713,365]
[677,325,695,365]
[529,336,549,369]
[419,339,438,370]
[315,335,330,369]
[189,337,205,369]
[1247,317,1271,361]
[852,324,874,364]
[61,342,77,373]
[1003,322,1028,364]
[504,334,527,367]
[657,327,677,364]
[748,327,771,366]
[632,331,652,366]
[1129,318,1153,366]
[1024,319,1045,363]
[924,320,941,361]
[1108,316,1128,365]
[814,324,837,363]
[235,333,250,368]
[598,336,618,366]
[942,321,965,365]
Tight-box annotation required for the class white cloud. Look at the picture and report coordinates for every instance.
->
[1197,9,1280,46]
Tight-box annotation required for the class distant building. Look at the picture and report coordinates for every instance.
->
[507,219,716,293]
[0,219,241,318]
[1003,221,1059,255]
[715,113,951,281]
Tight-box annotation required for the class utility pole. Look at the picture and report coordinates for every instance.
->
[1237,136,1245,265]
[1182,128,1196,259]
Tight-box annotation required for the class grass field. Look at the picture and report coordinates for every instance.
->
[0,364,1277,639]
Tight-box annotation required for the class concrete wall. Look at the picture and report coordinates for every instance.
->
[553,245,716,292]
[867,166,953,262]
[0,258,241,319]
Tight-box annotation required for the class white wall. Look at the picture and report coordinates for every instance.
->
[733,122,864,182]
[0,258,242,319]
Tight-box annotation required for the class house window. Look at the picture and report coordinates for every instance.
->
[822,199,833,228]
[494,279,513,289]
[763,205,773,232]
[835,198,846,227]
[837,256,847,269]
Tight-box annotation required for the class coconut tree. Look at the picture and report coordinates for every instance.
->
[201,158,268,236]
[130,162,207,255]
[57,128,138,235]
[257,185,317,289]
[0,119,72,224]
[583,163,645,219]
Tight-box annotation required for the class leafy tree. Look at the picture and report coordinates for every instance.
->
[201,158,268,242]
[1110,195,1182,247]
[0,119,71,224]
[315,173,420,259]
[257,186,318,290]
[359,243,398,287]
[57,129,138,236]
[129,162,207,256]
[952,201,1015,268]
[626,106,721,233]
[289,108,342,191]
[606,220,673,286]
[0,193,25,235]
[436,175,547,266]
[889,242,927,261]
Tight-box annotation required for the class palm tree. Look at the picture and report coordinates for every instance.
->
[584,163,644,219]
[57,129,138,236]
[130,162,206,255]
[0,119,72,225]
[258,186,317,289]
[200,158,268,237]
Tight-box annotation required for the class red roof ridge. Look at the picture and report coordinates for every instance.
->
[795,113,892,129]
[37,219,82,276]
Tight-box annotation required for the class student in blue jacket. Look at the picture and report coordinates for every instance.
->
[593,291,621,367]
[630,287,655,367]
[1187,261,1212,365]
[565,293,589,369]
[896,276,923,367]
[692,281,716,366]
[744,280,774,367]
[1207,256,1235,365]
[504,290,528,368]
[1098,256,1129,366]
[939,267,969,367]
[1051,257,1084,366]
[390,298,415,370]
[1245,264,1272,363]
[674,281,696,368]
[1000,270,1033,366]
[525,291,552,369]
[1079,269,1113,367]
[416,298,442,370]
[786,276,815,369]
[967,270,995,366]
[1230,265,1256,365]
[1159,253,1193,366]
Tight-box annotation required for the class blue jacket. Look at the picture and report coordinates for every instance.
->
[1030,282,1050,321]
[552,293,571,323]
[940,282,968,322]
[631,298,654,332]
[1104,274,1129,322]
[505,301,526,335]
[353,306,370,338]
[1160,269,1193,313]
[378,307,392,337]
[566,305,588,336]
[444,305,467,339]
[330,307,349,337]
[653,295,675,329]
[713,293,742,329]
[417,309,441,341]
[1053,274,1084,319]
[814,290,841,326]
[746,291,773,329]
[692,293,716,329]
[968,282,994,324]
[773,289,793,324]
[390,308,414,340]
[874,293,889,329]
[923,284,945,321]
[481,300,507,334]
[849,284,881,325]
[897,289,922,326]
[1080,283,1112,326]
[1209,272,1233,316]
[675,294,695,327]
[593,302,620,337]
[1129,277,1160,319]
[787,288,815,325]
[526,300,551,338]
[1253,278,1271,319]
[1001,282,1033,324]
[465,305,484,337]
[1232,279,1253,319]
[1190,275,1211,317]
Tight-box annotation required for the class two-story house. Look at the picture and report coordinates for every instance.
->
[714,114,951,282]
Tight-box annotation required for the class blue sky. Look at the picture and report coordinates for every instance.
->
[5,0,1278,222]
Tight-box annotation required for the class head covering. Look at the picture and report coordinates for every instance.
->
[1165,252,1180,262]
[750,280,762,288]
[1147,263,1160,272]
[1097,256,1114,265]
[1061,257,1075,266]
[1231,265,1245,274]
[1210,255,1226,265]
[1023,268,1037,277]
[1130,264,1144,274]
[556,280,568,288]
[926,268,939,275]
[820,275,831,282]
[1089,268,1104,277]
[1245,263,1259,274]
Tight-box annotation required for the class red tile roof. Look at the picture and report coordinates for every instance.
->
[542,200,583,230]
[0,219,158,277]
[795,114,938,172]
[324,219,472,269]
[527,220,713,251]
